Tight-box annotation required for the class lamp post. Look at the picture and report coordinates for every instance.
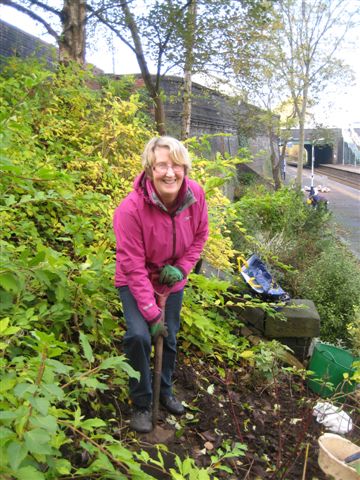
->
[310,138,324,195]
[310,143,315,195]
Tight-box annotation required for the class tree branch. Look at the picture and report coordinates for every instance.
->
[86,3,136,53]
[28,0,60,16]
[0,0,60,40]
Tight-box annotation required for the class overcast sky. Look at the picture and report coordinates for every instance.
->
[1,4,359,129]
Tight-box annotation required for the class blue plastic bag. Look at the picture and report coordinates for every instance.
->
[240,254,290,303]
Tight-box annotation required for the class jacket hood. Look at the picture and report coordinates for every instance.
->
[133,171,195,214]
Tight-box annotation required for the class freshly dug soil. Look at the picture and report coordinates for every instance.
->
[119,351,360,479]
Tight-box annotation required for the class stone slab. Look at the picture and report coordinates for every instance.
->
[265,299,320,338]
[237,306,265,332]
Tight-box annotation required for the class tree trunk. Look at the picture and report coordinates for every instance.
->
[296,83,309,188]
[181,0,197,141]
[296,119,305,187]
[154,95,166,136]
[269,126,281,190]
[120,1,166,135]
[59,0,86,64]
[280,142,287,182]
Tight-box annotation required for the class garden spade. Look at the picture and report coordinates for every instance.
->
[152,293,167,427]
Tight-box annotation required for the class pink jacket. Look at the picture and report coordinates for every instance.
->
[113,172,209,323]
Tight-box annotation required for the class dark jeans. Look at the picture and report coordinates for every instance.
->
[118,286,183,409]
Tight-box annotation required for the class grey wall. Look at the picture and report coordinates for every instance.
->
[0,19,55,68]
[288,128,343,165]
[160,76,240,157]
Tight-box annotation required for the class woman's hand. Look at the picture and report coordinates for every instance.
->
[149,313,168,341]
[159,265,184,287]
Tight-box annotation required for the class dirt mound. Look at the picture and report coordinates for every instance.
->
[133,352,359,479]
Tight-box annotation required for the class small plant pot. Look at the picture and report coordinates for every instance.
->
[318,433,360,480]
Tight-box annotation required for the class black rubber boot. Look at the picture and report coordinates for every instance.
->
[129,407,152,433]
[160,395,185,415]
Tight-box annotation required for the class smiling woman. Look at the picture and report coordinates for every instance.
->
[113,135,209,433]
[143,137,190,209]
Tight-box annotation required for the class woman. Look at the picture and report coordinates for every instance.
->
[113,136,209,433]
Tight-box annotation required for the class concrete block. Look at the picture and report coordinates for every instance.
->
[265,299,320,338]
[280,337,312,361]
[237,306,265,332]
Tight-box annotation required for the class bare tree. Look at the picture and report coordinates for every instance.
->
[272,0,359,187]
[181,0,197,140]
[88,0,195,135]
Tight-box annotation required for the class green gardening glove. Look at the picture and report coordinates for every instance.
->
[159,265,184,287]
[149,314,168,342]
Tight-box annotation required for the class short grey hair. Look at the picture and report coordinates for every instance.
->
[142,136,191,178]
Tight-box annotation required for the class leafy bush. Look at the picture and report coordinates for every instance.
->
[0,58,253,478]
[228,180,359,351]
[232,185,331,245]
[0,57,159,478]
[297,243,360,348]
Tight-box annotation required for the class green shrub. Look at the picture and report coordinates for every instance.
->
[227,181,359,351]
[0,57,159,478]
[0,58,254,478]
[297,243,360,347]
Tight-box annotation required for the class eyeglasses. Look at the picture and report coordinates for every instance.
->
[153,163,184,174]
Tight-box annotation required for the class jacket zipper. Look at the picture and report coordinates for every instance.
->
[171,215,176,259]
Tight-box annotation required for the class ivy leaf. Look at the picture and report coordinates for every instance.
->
[7,440,28,471]
[79,331,94,363]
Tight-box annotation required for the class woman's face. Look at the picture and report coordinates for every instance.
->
[152,146,185,206]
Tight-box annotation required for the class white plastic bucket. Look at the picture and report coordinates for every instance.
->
[318,433,360,480]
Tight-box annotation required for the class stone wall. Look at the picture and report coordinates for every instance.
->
[160,76,240,156]
[0,19,55,68]
[159,76,277,188]
[288,128,343,165]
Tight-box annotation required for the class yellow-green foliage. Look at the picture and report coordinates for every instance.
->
[0,59,247,479]
[188,140,249,271]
